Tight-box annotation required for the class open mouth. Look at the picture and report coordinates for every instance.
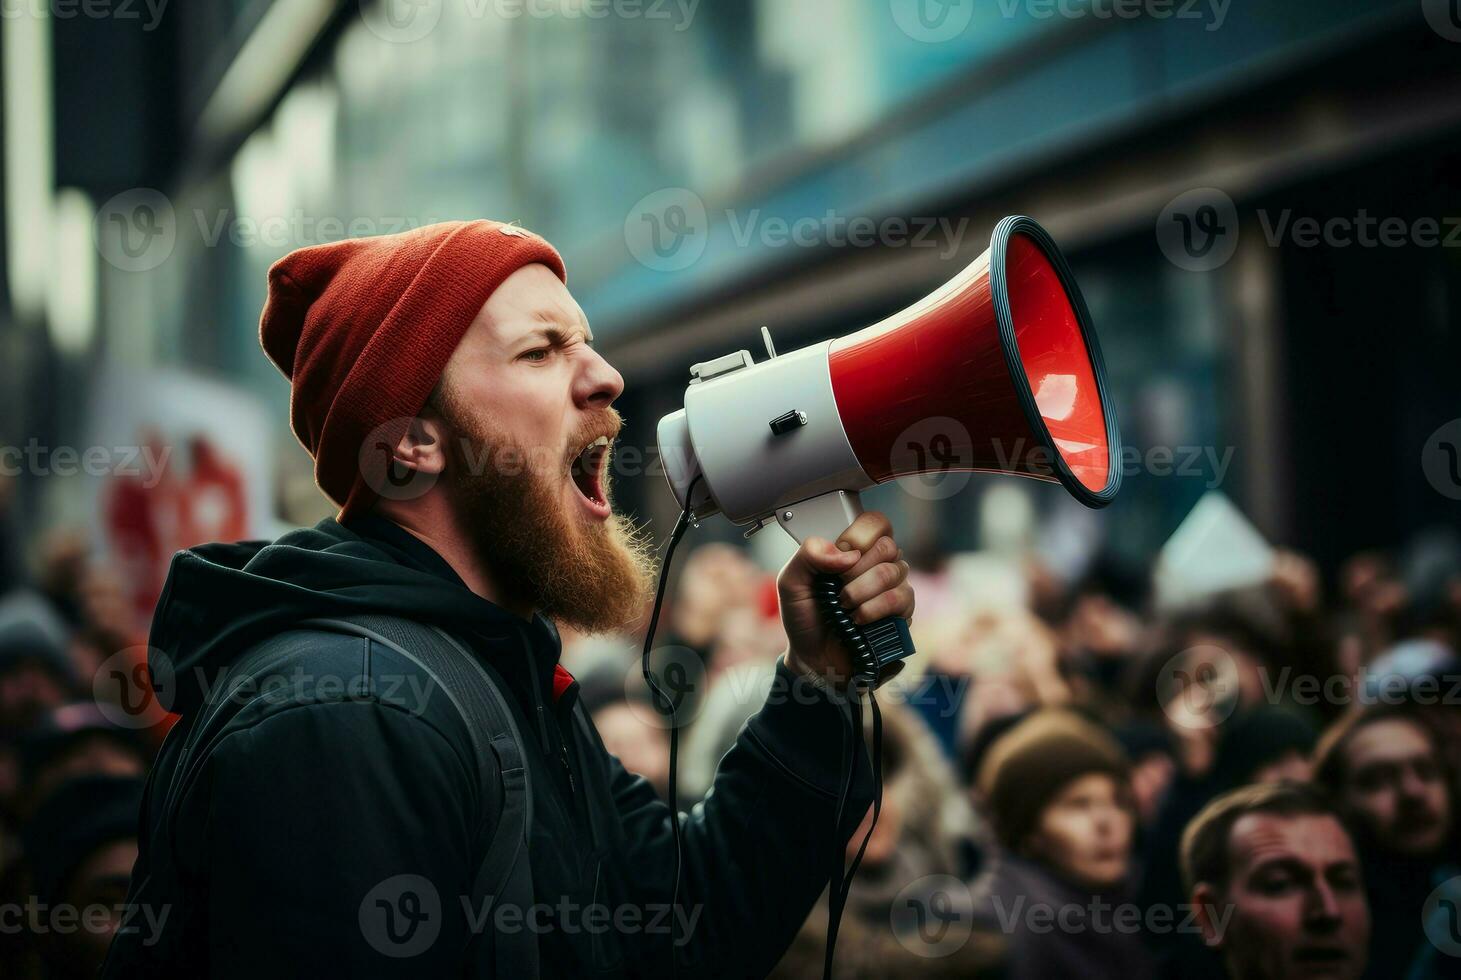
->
[569,435,611,516]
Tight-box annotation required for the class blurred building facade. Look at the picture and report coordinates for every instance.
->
[2,0,1459,572]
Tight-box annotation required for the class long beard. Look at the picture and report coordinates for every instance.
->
[438,404,654,634]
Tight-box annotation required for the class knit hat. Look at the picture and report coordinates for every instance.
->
[259,219,566,519]
[976,709,1130,849]
[20,701,148,781]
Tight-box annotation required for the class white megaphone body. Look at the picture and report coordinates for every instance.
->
[655,216,1121,682]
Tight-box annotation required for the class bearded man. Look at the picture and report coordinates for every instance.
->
[102,220,910,979]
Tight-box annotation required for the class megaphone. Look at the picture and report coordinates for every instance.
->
[657,215,1121,682]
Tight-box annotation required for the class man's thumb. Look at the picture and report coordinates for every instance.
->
[795,537,862,578]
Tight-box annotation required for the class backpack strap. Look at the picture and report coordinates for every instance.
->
[295,615,538,979]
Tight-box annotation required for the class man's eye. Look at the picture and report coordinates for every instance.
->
[522,349,548,362]
[1254,873,1295,894]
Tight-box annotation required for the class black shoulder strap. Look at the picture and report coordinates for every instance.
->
[293,615,538,979]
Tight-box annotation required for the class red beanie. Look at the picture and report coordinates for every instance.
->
[259,219,566,519]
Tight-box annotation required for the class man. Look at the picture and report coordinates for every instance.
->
[102,220,912,977]
[1314,705,1459,980]
[1182,782,1371,980]
[970,709,1154,980]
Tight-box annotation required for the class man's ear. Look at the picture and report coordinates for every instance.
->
[1192,883,1227,948]
[390,413,449,477]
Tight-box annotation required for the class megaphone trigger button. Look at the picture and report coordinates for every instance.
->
[769,409,808,436]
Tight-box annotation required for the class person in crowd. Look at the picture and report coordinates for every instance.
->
[0,594,78,736]
[0,594,81,822]
[665,541,767,660]
[970,708,1154,980]
[1315,704,1459,980]
[1182,781,1370,980]
[1058,556,1147,713]
[17,702,149,817]
[105,220,914,977]
[771,701,999,979]
[1136,601,1320,962]
[18,775,145,980]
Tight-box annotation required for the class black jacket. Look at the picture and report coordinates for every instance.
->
[103,516,873,978]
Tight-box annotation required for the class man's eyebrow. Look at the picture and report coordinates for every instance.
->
[527,310,594,344]
[1246,856,1312,878]
[520,324,593,347]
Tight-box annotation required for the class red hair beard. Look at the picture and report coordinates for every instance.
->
[433,389,653,634]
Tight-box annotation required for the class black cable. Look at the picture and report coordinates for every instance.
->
[640,475,702,980]
[642,480,887,980]
[813,576,887,980]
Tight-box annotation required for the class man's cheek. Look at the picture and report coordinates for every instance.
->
[1230,899,1296,960]
[1341,895,1371,942]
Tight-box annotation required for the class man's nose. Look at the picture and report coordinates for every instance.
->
[1303,882,1343,932]
[576,346,625,409]
[1092,801,1123,833]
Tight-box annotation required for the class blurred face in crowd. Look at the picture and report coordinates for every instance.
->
[1181,634,1268,715]
[1196,812,1368,980]
[426,264,652,630]
[0,660,71,730]
[1026,772,1133,891]
[673,544,764,650]
[45,838,137,980]
[1335,719,1451,858]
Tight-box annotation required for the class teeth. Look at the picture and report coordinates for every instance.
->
[572,436,610,473]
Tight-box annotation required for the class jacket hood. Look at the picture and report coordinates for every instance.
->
[150,518,531,717]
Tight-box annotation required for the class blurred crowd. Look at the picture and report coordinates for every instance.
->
[564,520,1461,980]
[0,478,163,979]
[1,462,1459,978]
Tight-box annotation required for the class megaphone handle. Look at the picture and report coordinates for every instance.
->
[775,491,916,688]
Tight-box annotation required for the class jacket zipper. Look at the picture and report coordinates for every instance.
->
[519,626,578,800]
[560,742,576,794]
